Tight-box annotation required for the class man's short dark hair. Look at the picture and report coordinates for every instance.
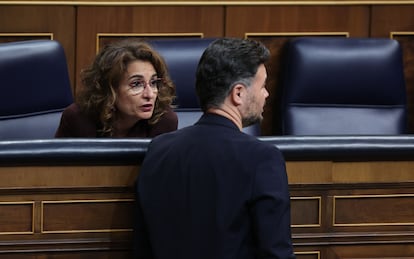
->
[195,38,270,111]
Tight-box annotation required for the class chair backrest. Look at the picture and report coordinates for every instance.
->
[150,38,261,135]
[279,37,408,135]
[0,40,73,139]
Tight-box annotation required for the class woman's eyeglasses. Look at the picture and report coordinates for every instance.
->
[128,78,163,95]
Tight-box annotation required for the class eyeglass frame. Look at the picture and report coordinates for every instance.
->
[127,77,164,95]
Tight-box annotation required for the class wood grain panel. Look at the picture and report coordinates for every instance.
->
[0,164,137,257]
[392,33,414,134]
[0,6,76,95]
[76,6,224,95]
[225,6,370,38]
[42,199,134,233]
[0,165,138,188]
[0,202,33,234]
[370,5,414,38]
[0,161,412,257]
[327,244,414,258]
[371,6,414,134]
[286,161,333,184]
[295,251,321,259]
[291,197,321,228]
[0,33,53,42]
[333,194,414,226]
[0,251,131,259]
[332,161,414,183]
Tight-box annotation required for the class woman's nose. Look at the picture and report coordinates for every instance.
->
[141,85,157,98]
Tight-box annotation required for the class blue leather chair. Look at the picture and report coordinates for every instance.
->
[279,37,408,135]
[150,38,261,136]
[0,40,73,139]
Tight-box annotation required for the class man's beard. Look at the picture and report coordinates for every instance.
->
[242,113,262,128]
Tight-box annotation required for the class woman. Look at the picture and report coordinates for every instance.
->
[55,39,177,138]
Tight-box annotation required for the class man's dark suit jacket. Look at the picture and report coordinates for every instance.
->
[135,113,296,259]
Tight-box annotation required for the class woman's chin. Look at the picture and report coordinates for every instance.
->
[137,111,153,120]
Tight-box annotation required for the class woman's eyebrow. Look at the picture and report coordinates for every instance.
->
[127,74,144,81]
[127,74,158,80]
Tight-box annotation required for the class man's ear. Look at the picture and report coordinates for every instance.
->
[230,84,245,106]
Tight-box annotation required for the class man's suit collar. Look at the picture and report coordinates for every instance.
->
[196,113,239,131]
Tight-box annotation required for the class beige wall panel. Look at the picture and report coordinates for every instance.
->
[76,6,224,94]
[0,6,76,95]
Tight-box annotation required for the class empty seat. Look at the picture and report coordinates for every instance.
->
[279,37,408,135]
[0,40,73,139]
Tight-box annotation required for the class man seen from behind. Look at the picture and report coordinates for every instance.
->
[135,37,296,259]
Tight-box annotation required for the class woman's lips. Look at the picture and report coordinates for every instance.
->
[141,104,153,112]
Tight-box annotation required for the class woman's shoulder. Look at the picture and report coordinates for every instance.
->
[62,103,82,116]
[162,106,178,122]
[56,103,97,137]
[148,107,178,137]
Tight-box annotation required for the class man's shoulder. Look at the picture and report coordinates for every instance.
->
[151,125,193,143]
[241,135,284,158]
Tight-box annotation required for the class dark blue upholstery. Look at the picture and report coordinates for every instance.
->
[0,40,73,139]
[149,38,261,135]
[280,37,408,135]
[3,136,414,165]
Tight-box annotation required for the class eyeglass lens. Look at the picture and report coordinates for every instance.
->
[128,78,162,95]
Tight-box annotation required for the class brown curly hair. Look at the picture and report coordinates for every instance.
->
[76,38,175,136]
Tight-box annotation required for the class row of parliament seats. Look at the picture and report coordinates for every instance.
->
[0,37,412,258]
[0,37,408,139]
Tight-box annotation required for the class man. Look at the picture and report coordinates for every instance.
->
[135,38,296,259]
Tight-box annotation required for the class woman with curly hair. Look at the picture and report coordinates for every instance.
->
[55,39,177,138]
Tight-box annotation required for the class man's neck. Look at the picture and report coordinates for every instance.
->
[207,103,242,130]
